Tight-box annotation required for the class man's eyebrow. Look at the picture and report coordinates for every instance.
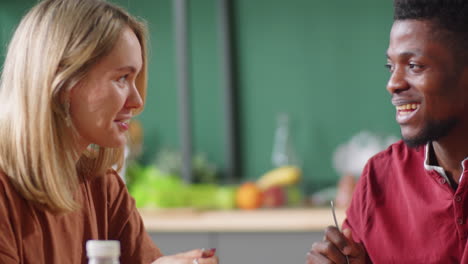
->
[386,50,422,59]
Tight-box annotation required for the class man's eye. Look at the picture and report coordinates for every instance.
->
[409,63,423,70]
[384,63,393,72]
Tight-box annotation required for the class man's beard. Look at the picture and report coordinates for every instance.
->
[403,118,458,148]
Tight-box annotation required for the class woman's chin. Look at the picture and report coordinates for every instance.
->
[95,138,127,149]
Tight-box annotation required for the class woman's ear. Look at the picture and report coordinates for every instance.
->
[57,75,86,127]
[58,85,74,127]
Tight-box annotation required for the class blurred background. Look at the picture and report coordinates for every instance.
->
[1,0,398,262]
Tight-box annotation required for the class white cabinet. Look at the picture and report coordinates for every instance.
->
[141,208,345,264]
[150,231,324,264]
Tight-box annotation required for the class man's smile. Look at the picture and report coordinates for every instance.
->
[394,102,421,124]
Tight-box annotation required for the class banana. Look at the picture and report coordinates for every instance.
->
[256,166,301,190]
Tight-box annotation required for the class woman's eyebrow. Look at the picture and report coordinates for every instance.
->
[114,65,139,73]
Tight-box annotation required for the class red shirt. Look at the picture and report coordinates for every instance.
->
[344,140,468,263]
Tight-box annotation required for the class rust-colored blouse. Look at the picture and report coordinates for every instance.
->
[0,170,162,263]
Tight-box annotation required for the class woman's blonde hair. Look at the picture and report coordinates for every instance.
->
[0,0,148,212]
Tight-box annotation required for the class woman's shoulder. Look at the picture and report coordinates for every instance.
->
[0,171,9,199]
[85,169,128,201]
[0,170,20,198]
[0,170,7,184]
[87,169,125,187]
[0,170,9,183]
[0,170,29,213]
[85,169,136,222]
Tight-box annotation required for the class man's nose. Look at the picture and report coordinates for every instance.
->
[386,67,409,94]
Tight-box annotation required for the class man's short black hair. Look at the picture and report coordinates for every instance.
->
[394,0,468,60]
[394,0,468,32]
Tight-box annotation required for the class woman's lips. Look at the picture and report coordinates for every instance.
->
[115,120,130,130]
[395,103,420,124]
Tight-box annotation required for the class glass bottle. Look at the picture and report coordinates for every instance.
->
[271,113,298,168]
[86,240,120,264]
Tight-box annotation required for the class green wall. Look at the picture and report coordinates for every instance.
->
[0,1,35,62]
[234,0,398,192]
[0,0,399,193]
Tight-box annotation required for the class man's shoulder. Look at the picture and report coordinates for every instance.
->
[360,140,426,183]
[370,140,424,165]
[350,140,426,213]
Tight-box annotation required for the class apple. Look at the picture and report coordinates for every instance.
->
[236,182,263,210]
[262,185,286,208]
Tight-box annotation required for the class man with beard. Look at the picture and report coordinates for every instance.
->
[307,0,468,263]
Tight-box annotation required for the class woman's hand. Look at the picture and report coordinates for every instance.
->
[306,226,367,264]
[152,248,218,264]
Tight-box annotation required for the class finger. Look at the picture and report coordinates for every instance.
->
[306,250,335,264]
[342,229,363,258]
[172,249,204,258]
[324,226,351,255]
[311,241,347,264]
[201,248,216,258]
[193,255,219,264]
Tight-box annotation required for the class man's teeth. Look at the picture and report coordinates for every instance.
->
[396,104,419,111]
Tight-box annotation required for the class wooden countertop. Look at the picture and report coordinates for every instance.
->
[139,207,346,233]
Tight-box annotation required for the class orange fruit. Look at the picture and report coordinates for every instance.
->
[236,182,263,210]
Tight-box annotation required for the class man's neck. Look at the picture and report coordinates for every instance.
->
[432,129,468,183]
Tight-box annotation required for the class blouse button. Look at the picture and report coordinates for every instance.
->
[458,218,464,225]
[439,178,447,184]
[456,196,462,202]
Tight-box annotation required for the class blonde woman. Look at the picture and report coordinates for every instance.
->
[0,1,218,264]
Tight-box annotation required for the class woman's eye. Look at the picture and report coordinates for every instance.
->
[118,74,129,83]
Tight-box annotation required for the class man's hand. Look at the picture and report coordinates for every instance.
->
[306,226,367,264]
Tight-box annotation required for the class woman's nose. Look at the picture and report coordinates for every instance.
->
[125,83,143,110]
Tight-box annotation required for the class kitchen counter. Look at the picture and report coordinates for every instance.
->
[139,207,346,233]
